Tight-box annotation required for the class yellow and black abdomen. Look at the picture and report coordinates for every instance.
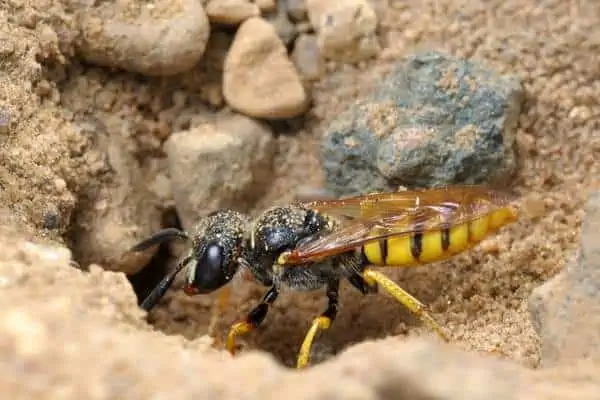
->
[361,206,517,267]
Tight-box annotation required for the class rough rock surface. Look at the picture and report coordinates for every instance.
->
[68,133,163,275]
[0,4,91,243]
[264,1,298,47]
[286,0,309,21]
[205,0,260,25]
[529,190,600,367]
[292,34,324,81]
[164,113,276,231]
[77,0,210,76]
[306,0,380,62]
[255,0,277,13]
[321,51,523,197]
[223,17,308,119]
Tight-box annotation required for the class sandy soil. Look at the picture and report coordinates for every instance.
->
[2,0,600,397]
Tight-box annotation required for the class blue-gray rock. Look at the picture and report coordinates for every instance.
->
[528,190,600,367]
[321,51,524,197]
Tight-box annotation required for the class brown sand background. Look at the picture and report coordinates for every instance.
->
[2,0,600,379]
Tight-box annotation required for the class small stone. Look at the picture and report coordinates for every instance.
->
[516,132,535,153]
[306,0,380,62]
[42,208,61,230]
[206,0,260,25]
[53,178,67,192]
[569,105,592,121]
[0,108,11,135]
[254,0,276,13]
[529,190,600,367]
[265,5,298,46]
[164,113,276,231]
[320,51,524,197]
[286,0,308,21]
[296,21,313,33]
[223,17,308,119]
[148,172,172,205]
[291,34,324,80]
[521,193,547,220]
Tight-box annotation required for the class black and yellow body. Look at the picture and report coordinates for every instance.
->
[130,185,519,369]
[360,206,517,267]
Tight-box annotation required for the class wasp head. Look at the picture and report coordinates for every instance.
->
[182,210,250,295]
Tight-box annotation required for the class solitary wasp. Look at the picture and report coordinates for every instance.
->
[131,185,518,368]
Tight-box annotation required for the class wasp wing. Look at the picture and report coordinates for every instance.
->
[284,186,516,264]
[301,185,516,220]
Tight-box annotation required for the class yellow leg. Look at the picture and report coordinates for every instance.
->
[296,279,339,369]
[362,268,450,342]
[225,286,279,355]
[226,320,254,354]
[297,316,332,369]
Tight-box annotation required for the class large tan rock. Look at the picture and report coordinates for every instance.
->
[78,0,210,76]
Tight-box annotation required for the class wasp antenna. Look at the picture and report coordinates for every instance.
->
[130,228,190,252]
[140,255,191,311]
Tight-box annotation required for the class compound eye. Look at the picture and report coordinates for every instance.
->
[205,243,224,271]
[187,242,233,294]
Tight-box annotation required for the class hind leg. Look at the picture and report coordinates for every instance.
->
[362,268,449,342]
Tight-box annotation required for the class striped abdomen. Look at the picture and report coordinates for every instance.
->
[362,206,517,266]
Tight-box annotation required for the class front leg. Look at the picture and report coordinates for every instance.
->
[226,285,279,354]
[296,278,340,369]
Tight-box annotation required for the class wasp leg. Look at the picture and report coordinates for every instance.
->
[347,272,378,295]
[361,268,450,342]
[297,278,340,369]
[226,285,279,355]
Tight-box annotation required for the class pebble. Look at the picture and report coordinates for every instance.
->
[223,17,309,119]
[265,3,298,47]
[0,108,11,135]
[320,51,524,197]
[205,0,260,25]
[306,0,380,62]
[77,0,210,76]
[529,190,600,367]
[254,0,277,13]
[286,0,308,22]
[164,113,276,231]
[291,34,324,80]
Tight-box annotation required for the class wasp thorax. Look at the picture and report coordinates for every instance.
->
[183,210,250,295]
[252,206,328,259]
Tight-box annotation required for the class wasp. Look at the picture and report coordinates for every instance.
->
[130,185,518,368]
